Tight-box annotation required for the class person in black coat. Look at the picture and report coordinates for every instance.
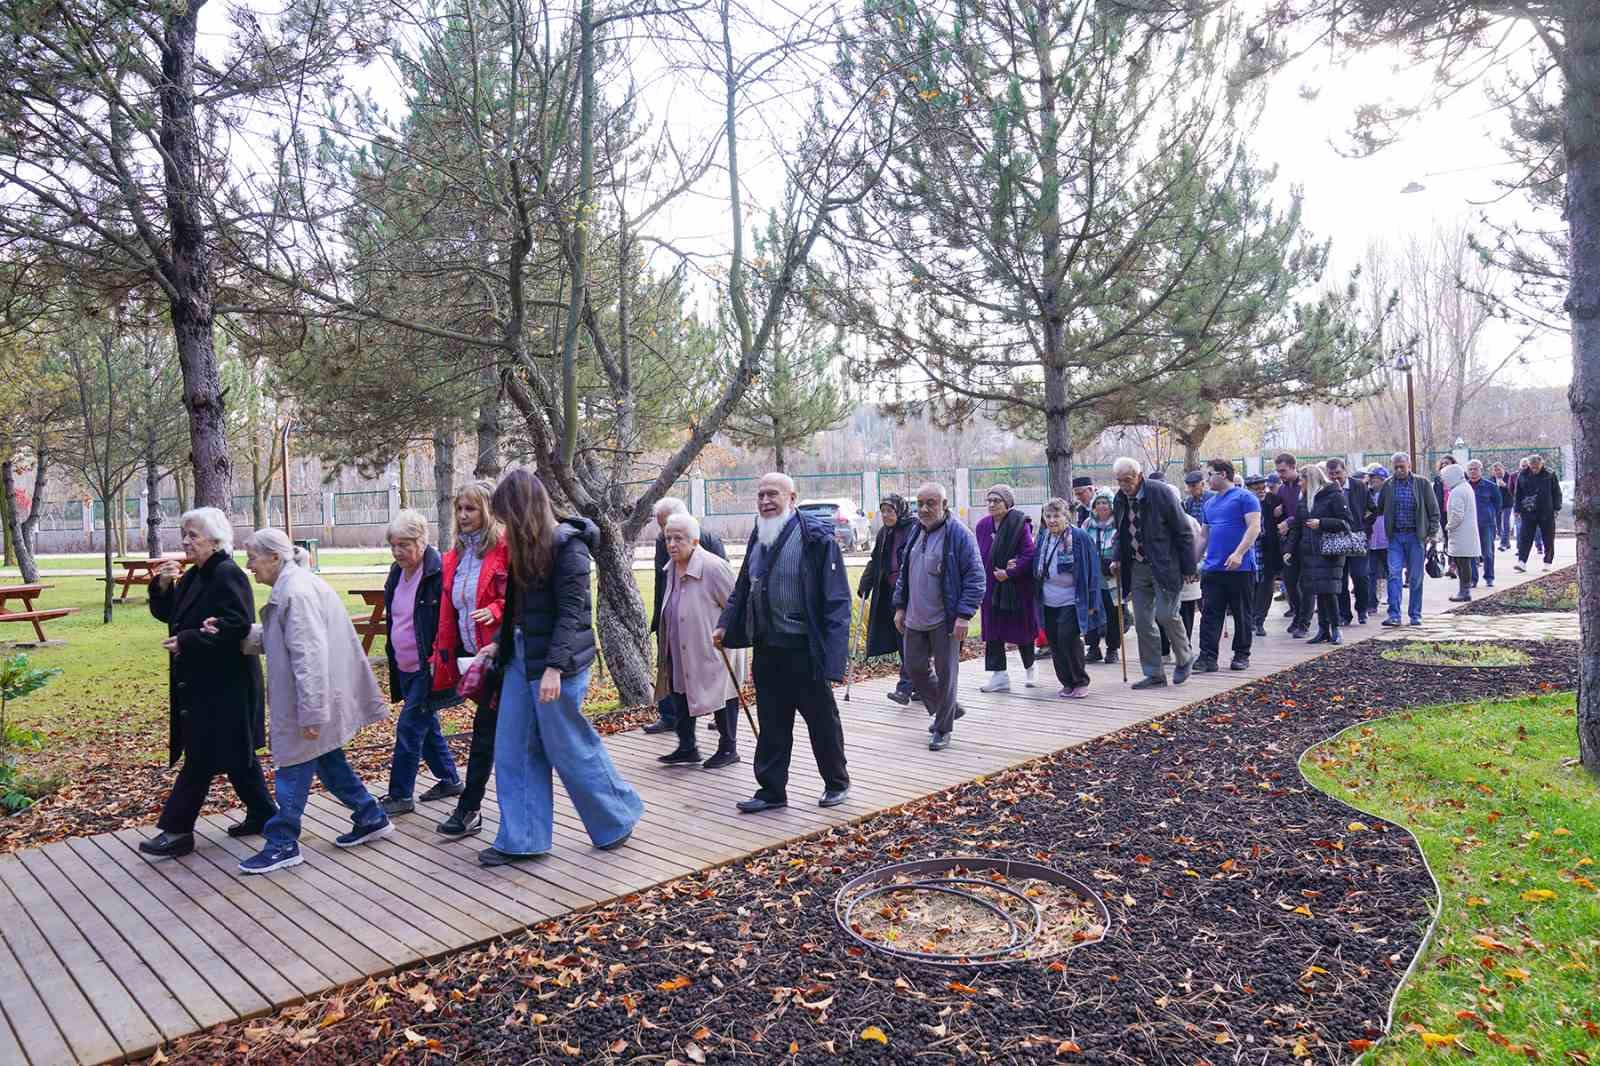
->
[857,493,916,703]
[139,508,277,859]
[1285,464,1355,645]
[1513,454,1563,570]
[1246,474,1283,636]
[1326,458,1373,625]
[379,510,462,816]
[645,498,725,735]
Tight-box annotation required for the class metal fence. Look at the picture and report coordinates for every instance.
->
[968,465,1051,505]
[30,500,82,533]
[704,475,759,515]
[876,468,956,501]
[333,490,391,526]
[91,498,140,530]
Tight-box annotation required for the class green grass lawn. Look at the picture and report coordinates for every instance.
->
[5,565,878,750]
[1301,692,1600,1062]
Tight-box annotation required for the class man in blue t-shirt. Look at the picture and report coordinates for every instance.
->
[1195,458,1262,672]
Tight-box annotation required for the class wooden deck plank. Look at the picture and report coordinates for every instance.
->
[0,542,1567,1066]
[0,857,145,1064]
[23,844,207,1041]
[60,835,266,1025]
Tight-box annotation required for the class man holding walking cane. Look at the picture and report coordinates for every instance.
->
[894,483,985,751]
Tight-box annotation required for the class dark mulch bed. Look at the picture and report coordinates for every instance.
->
[1465,564,1578,615]
[156,639,1576,1065]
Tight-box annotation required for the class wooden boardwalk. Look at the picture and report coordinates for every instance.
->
[0,542,1572,1065]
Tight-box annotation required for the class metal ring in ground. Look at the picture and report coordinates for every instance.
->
[834,856,1111,966]
[842,879,1038,962]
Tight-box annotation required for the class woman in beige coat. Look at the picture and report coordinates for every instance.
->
[225,528,394,874]
[655,513,746,769]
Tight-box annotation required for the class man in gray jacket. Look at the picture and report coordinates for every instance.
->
[1112,457,1197,688]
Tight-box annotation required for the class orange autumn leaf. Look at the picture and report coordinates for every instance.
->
[656,975,692,991]
[860,1026,889,1044]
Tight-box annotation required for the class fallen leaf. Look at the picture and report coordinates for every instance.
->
[1420,1032,1460,1048]
[1349,821,1370,832]
[1292,905,1314,917]
[1467,896,1490,906]
[1056,1040,1082,1056]
[860,1025,889,1044]
[656,975,692,992]
[403,1028,426,1044]
[1348,1039,1375,1051]
[1521,889,1558,902]
[947,981,979,995]
[685,1041,706,1064]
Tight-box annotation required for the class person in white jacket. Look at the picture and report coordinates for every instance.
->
[209,528,394,874]
[1440,464,1481,603]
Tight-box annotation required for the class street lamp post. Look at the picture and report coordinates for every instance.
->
[1394,350,1418,471]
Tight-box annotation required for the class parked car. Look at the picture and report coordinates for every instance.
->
[798,498,871,551]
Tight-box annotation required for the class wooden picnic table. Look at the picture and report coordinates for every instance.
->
[106,554,189,603]
[349,587,387,654]
[0,583,80,646]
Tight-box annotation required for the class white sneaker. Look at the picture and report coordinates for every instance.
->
[1543,563,1552,572]
[1024,664,1038,688]
[980,671,1011,693]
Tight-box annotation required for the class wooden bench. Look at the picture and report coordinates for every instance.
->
[349,588,387,654]
[0,584,80,646]
[105,555,188,603]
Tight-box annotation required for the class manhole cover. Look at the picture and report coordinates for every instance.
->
[834,856,1109,966]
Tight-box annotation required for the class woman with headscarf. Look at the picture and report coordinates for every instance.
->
[1080,489,1122,665]
[858,493,917,704]
[975,484,1037,692]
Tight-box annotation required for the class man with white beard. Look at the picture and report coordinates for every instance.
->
[715,472,852,813]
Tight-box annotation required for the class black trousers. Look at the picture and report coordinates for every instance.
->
[1042,604,1088,690]
[1251,563,1278,626]
[157,754,276,835]
[1085,589,1123,653]
[670,694,738,753]
[1282,557,1304,624]
[1199,570,1253,661]
[1517,512,1557,565]
[751,646,849,803]
[984,638,1036,672]
[1336,552,1371,621]
[1314,592,1341,632]
[457,696,501,815]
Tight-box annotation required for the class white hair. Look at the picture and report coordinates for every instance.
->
[1111,457,1142,477]
[663,511,701,542]
[386,508,430,545]
[914,481,948,502]
[179,507,234,554]
[653,497,688,521]
[243,527,310,567]
[1467,459,1483,472]
[1391,451,1409,465]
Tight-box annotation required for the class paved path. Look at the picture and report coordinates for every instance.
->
[0,541,1573,1065]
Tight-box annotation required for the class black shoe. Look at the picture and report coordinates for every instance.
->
[597,829,632,851]
[1104,650,1119,665]
[418,780,465,803]
[909,692,923,703]
[1448,593,1471,602]
[226,817,270,838]
[642,720,674,735]
[818,788,850,808]
[1193,658,1219,673]
[701,748,741,770]
[1408,619,1423,627]
[886,689,912,706]
[379,794,415,816]
[1252,625,1266,637]
[929,732,950,751]
[1085,647,1103,663]
[1229,656,1249,671]
[737,796,787,814]
[1329,628,1343,645]
[1172,662,1191,685]
[954,704,967,721]
[1307,628,1331,645]
[1339,615,1354,626]
[479,846,544,867]
[658,747,702,765]
[1288,626,1309,639]
[1357,613,1367,625]
[437,810,483,837]
[1131,675,1167,690]
[1381,617,1402,627]
[138,831,194,858]
[707,720,719,732]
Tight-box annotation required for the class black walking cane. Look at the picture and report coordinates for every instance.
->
[845,590,870,701]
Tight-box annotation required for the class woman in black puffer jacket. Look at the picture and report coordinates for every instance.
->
[1286,463,1355,646]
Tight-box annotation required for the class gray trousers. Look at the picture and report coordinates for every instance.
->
[905,623,961,734]
[1130,561,1192,679]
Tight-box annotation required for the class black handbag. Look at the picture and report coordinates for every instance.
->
[1424,544,1444,579]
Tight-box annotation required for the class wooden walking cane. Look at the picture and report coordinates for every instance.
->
[1114,595,1128,684]
[844,590,870,701]
[716,645,759,737]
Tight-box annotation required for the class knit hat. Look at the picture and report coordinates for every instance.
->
[1368,465,1390,479]
[986,484,1016,508]
[1071,476,1093,489]
[1244,473,1266,486]
[1090,488,1115,509]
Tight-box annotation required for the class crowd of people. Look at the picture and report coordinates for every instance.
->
[134,452,1561,875]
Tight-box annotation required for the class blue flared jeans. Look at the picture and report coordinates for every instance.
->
[491,633,643,856]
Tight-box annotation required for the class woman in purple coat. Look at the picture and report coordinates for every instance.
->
[974,484,1038,692]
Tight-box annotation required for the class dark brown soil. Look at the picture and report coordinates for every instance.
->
[153,639,1576,1065]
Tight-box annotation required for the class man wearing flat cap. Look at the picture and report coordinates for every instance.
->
[1072,476,1095,526]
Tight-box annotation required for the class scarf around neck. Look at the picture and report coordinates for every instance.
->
[989,508,1026,613]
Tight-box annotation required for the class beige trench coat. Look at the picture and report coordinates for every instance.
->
[654,546,748,717]
[244,563,390,766]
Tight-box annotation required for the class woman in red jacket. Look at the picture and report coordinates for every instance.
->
[429,480,510,838]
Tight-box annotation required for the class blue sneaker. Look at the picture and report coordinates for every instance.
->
[335,818,394,849]
[238,845,303,875]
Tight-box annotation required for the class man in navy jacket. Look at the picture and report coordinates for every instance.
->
[716,473,852,813]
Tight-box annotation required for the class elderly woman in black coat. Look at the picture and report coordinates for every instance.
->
[1285,464,1355,647]
[139,507,277,859]
[858,493,917,704]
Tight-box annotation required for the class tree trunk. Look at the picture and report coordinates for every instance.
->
[20,438,47,563]
[3,460,39,582]
[433,426,456,548]
[1180,423,1213,473]
[1567,0,1600,774]
[773,433,787,473]
[160,5,232,510]
[101,500,115,623]
[475,365,501,478]
[398,453,409,509]
[1,463,14,568]
[145,428,162,558]
[590,509,654,708]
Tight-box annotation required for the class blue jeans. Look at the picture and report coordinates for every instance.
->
[1496,509,1510,547]
[388,667,459,799]
[1476,518,1496,584]
[265,748,385,851]
[492,634,643,855]
[1386,532,1426,622]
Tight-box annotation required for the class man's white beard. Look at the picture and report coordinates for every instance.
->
[756,507,795,547]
